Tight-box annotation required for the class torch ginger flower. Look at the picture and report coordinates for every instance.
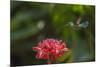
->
[32,38,69,64]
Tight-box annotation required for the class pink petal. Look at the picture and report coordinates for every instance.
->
[32,47,41,51]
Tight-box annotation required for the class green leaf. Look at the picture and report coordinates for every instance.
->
[56,50,73,63]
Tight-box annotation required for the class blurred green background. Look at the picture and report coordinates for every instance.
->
[11,1,95,66]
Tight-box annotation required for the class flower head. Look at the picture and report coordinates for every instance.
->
[32,38,68,63]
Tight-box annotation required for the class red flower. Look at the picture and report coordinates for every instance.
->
[32,38,68,63]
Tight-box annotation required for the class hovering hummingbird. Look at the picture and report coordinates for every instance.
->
[65,17,89,30]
